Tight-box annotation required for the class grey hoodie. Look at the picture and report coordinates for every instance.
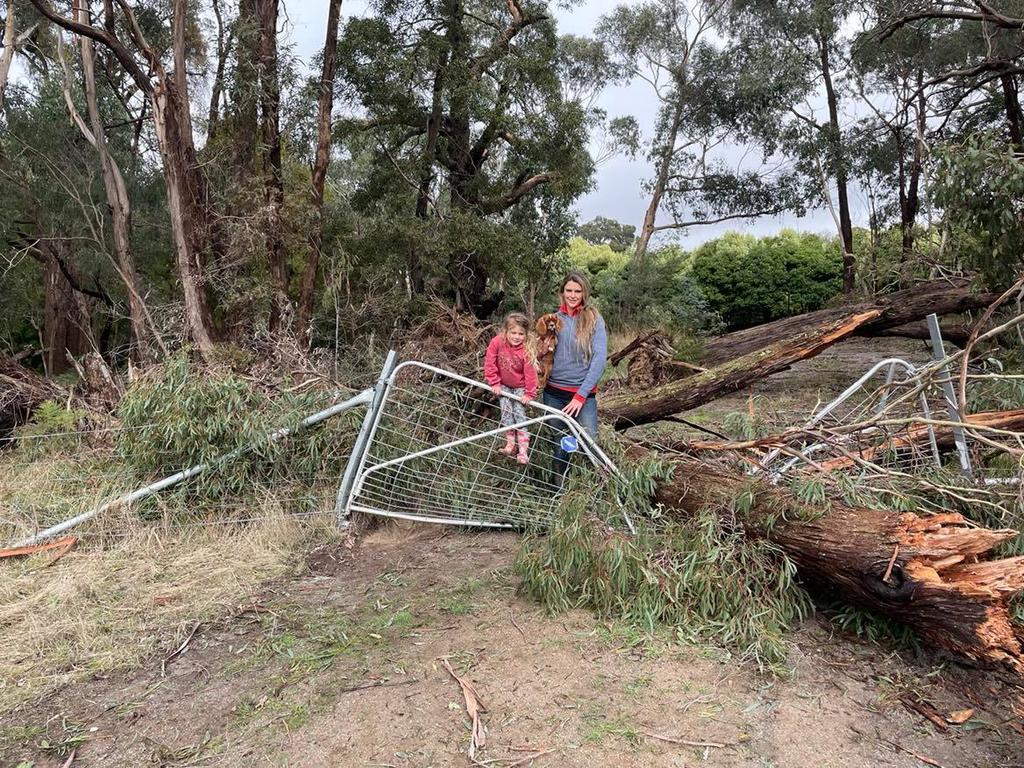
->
[547,308,607,401]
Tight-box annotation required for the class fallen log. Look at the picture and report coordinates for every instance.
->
[651,455,1024,671]
[699,278,999,368]
[602,310,884,430]
[870,320,972,348]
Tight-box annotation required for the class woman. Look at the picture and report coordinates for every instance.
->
[543,271,607,480]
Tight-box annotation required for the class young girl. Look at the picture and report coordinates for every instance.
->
[483,312,538,464]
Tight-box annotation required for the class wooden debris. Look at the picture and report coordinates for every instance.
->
[442,658,488,759]
[647,453,1024,672]
[0,535,78,560]
[640,729,728,748]
[699,278,1001,368]
[161,622,202,676]
[899,694,949,732]
[603,310,883,430]
[0,353,62,439]
[945,708,974,725]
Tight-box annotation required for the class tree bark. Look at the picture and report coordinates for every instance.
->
[699,278,1001,368]
[651,456,1024,671]
[818,27,854,294]
[207,0,233,142]
[0,2,15,110]
[256,0,289,333]
[296,0,343,347]
[73,10,155,362]
[901,70,926,263]
[25,0,219,354]
[40,246,94,375]
[602,310,884,429]
[634,101,683,264]
[1001,73,1023,149]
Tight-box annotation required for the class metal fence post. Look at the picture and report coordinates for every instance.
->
[335,349,398,525]
[926,313,973,478]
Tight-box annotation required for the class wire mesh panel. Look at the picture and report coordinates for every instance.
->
[760,358,950,478]
[346,361,619,529]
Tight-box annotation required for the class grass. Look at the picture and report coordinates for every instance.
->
[0,510,327,720]
[581,712,642,746]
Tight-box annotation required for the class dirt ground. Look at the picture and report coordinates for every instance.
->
[4,337,1024,768]
[3,521,1023,768]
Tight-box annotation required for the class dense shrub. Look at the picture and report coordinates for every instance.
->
[115,354,358,500]
[690,230,842,330]
[564,238,723,334]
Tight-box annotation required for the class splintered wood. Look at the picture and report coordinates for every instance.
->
[649,455,1024,672]
[603,310,883,429]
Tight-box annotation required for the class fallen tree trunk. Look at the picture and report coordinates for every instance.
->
[652,455,1024,670]
[700,278,999,368]
[602,310,883,430]
[870,320,971,348]
[0,354,62,441]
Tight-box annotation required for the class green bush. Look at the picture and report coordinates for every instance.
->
[564,238,723,335]
[114,354,358,503]
[691,230,842,330]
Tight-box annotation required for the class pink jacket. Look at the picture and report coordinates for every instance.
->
[484,335,538,399]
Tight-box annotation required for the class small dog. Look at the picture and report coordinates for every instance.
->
[534,313,563,390]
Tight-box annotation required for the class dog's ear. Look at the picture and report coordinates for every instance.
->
[535,317,548,335]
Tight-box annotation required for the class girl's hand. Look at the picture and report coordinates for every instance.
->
[561,399,583,418]
[521,394,532,405]
[491,385,502,397]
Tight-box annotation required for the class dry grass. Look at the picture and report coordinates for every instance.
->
[0,508,330,717]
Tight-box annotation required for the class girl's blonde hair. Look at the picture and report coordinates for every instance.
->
[501,311,538,366]
[560,271,599,360]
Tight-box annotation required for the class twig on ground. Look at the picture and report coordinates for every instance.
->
[899,695,949,732]
[882,736,947,767]
[640,729,728,748]
[337,678,418,694]
[61,749,77,768]
[509,610,528,641]
[504,748,557,766]
[161,621,202,676]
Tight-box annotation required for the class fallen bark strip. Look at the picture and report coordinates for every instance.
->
[699,278,1000,368]
[602,310,883,430]
[651,455,1024,671]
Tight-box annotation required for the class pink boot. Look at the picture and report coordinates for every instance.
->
[499,431,516,455]
[516,432,530,465]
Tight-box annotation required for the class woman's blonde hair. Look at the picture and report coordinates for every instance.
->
[502,311,538,366]
[560,271,599,360]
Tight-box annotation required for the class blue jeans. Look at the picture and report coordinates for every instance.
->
[542,388,598,482]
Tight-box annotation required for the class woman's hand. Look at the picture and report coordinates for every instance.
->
[561,399,583,418]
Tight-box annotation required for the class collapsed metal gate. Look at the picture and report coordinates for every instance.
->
[335,353,627,530]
